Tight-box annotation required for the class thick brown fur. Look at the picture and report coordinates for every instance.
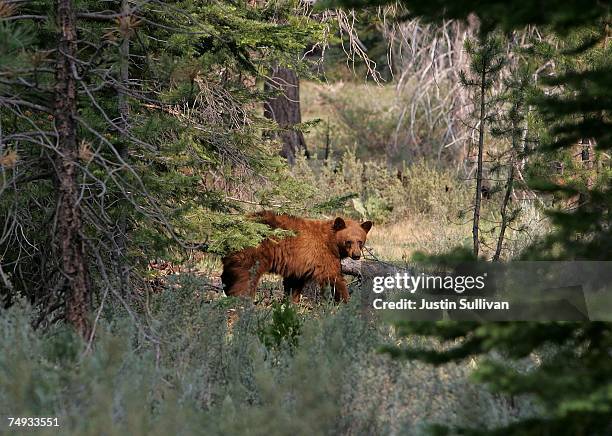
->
[221,211,372,302]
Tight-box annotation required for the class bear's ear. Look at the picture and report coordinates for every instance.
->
[332,217,346,231]
[361,221,373,233]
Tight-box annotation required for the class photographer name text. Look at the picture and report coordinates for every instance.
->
[372,297,509,310]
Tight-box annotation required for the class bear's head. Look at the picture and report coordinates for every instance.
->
[332,217,372,260]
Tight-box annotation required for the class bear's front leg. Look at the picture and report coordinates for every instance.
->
[283,277,306,303]
[316,273,349,303]
[332,274,349,303]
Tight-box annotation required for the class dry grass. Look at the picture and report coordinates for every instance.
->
[366,215,471,262]
[300,80,401,159]
[367,199,547,262]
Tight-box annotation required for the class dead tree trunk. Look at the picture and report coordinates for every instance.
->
[55,0,91,338]
[264,66,309,165]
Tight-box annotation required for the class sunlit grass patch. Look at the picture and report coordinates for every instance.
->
[367,215,472,262]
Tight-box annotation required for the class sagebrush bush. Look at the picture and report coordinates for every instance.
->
[0,278,538,435]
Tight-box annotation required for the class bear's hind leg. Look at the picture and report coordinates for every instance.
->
[222,257,267,298]
[221,262,249,297]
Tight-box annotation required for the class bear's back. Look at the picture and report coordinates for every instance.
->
[251,211,326,233]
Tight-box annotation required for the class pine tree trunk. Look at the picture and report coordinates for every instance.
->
[54,0,91,338]
[493,164,514,261]
[578,138,595,205]
[324,117,331,162]
[473,67,486,257]
[115,0,131,295]
[117,1,130,149]
[264,66,309,165]
[493,113,522,261]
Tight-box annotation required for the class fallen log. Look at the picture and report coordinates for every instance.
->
[340,258,413,279]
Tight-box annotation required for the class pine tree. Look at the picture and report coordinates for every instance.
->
[459,34,506,256]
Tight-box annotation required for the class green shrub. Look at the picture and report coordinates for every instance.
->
[258,300,302,351]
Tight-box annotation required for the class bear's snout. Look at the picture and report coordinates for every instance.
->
[351,254,361,260]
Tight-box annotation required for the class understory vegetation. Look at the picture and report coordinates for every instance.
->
[0,287,536,435]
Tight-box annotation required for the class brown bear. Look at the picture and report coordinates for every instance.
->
[221,211,372,302]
